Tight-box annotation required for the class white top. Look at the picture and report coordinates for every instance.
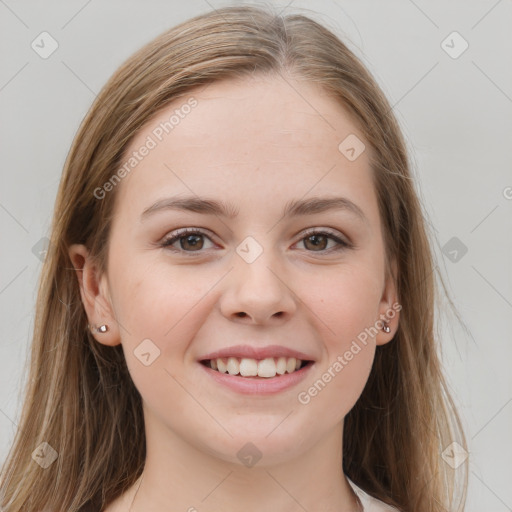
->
[347,478,401,511]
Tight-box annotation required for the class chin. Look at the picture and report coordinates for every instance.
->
[200,420,318,468]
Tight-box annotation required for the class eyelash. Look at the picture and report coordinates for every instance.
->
[160,227,352,255]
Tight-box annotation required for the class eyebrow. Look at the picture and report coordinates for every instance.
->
[141,195,367,223]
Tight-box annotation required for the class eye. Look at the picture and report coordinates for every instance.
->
[161,228,216,253]
[296,228,351,252]
[160,227,351,255]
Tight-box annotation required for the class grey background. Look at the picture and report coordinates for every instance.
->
[1,1,511,510]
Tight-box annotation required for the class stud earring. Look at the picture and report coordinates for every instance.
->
[88,323,109,333]
[382,322,391,333]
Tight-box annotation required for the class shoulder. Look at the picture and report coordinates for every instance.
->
[347,477,401,512]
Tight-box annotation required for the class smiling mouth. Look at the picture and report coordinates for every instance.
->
[200,357,313,378]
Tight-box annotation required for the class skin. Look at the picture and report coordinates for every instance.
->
[69,74,399,512]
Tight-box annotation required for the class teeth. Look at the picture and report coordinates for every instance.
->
[258,357,277,378]
[227,357,239,375]
[217,358,227,373]
[239,358,258,377]
[276,356,287,375]
[207,356,305,378]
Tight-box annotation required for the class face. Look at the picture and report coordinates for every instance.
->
[78,74,398,467]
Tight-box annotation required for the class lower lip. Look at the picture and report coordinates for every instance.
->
[199,362,314,395]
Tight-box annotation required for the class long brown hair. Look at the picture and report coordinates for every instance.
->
[0,5,468,511]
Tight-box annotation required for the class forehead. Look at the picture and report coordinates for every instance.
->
[141,75,363,157]
[112,74,378,225]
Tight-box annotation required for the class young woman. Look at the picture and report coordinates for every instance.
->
[0,5,468,512]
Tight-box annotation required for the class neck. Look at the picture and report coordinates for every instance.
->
[125,409,361,512]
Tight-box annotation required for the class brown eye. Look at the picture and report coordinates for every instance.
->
[303,234,329,251]
[161,229,215,253]
[297,229,350,253]
[179,234,204,251]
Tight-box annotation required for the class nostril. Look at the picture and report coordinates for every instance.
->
[236,312,247,318]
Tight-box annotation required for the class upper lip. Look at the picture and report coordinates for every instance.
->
[199,344,315,362]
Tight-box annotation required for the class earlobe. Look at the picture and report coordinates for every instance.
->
[376,258,400,346]
[68,244,121,346]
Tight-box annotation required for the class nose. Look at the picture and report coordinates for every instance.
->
[219,249,297,325]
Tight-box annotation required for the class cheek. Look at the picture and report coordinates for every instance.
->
[108,256,228,398]
[302,261,384,344]
[294,264,382,412]
[110,253,212,337]
[110,262,212,417]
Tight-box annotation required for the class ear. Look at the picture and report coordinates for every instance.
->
[68,244,121,346]
[375,257,400,346]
